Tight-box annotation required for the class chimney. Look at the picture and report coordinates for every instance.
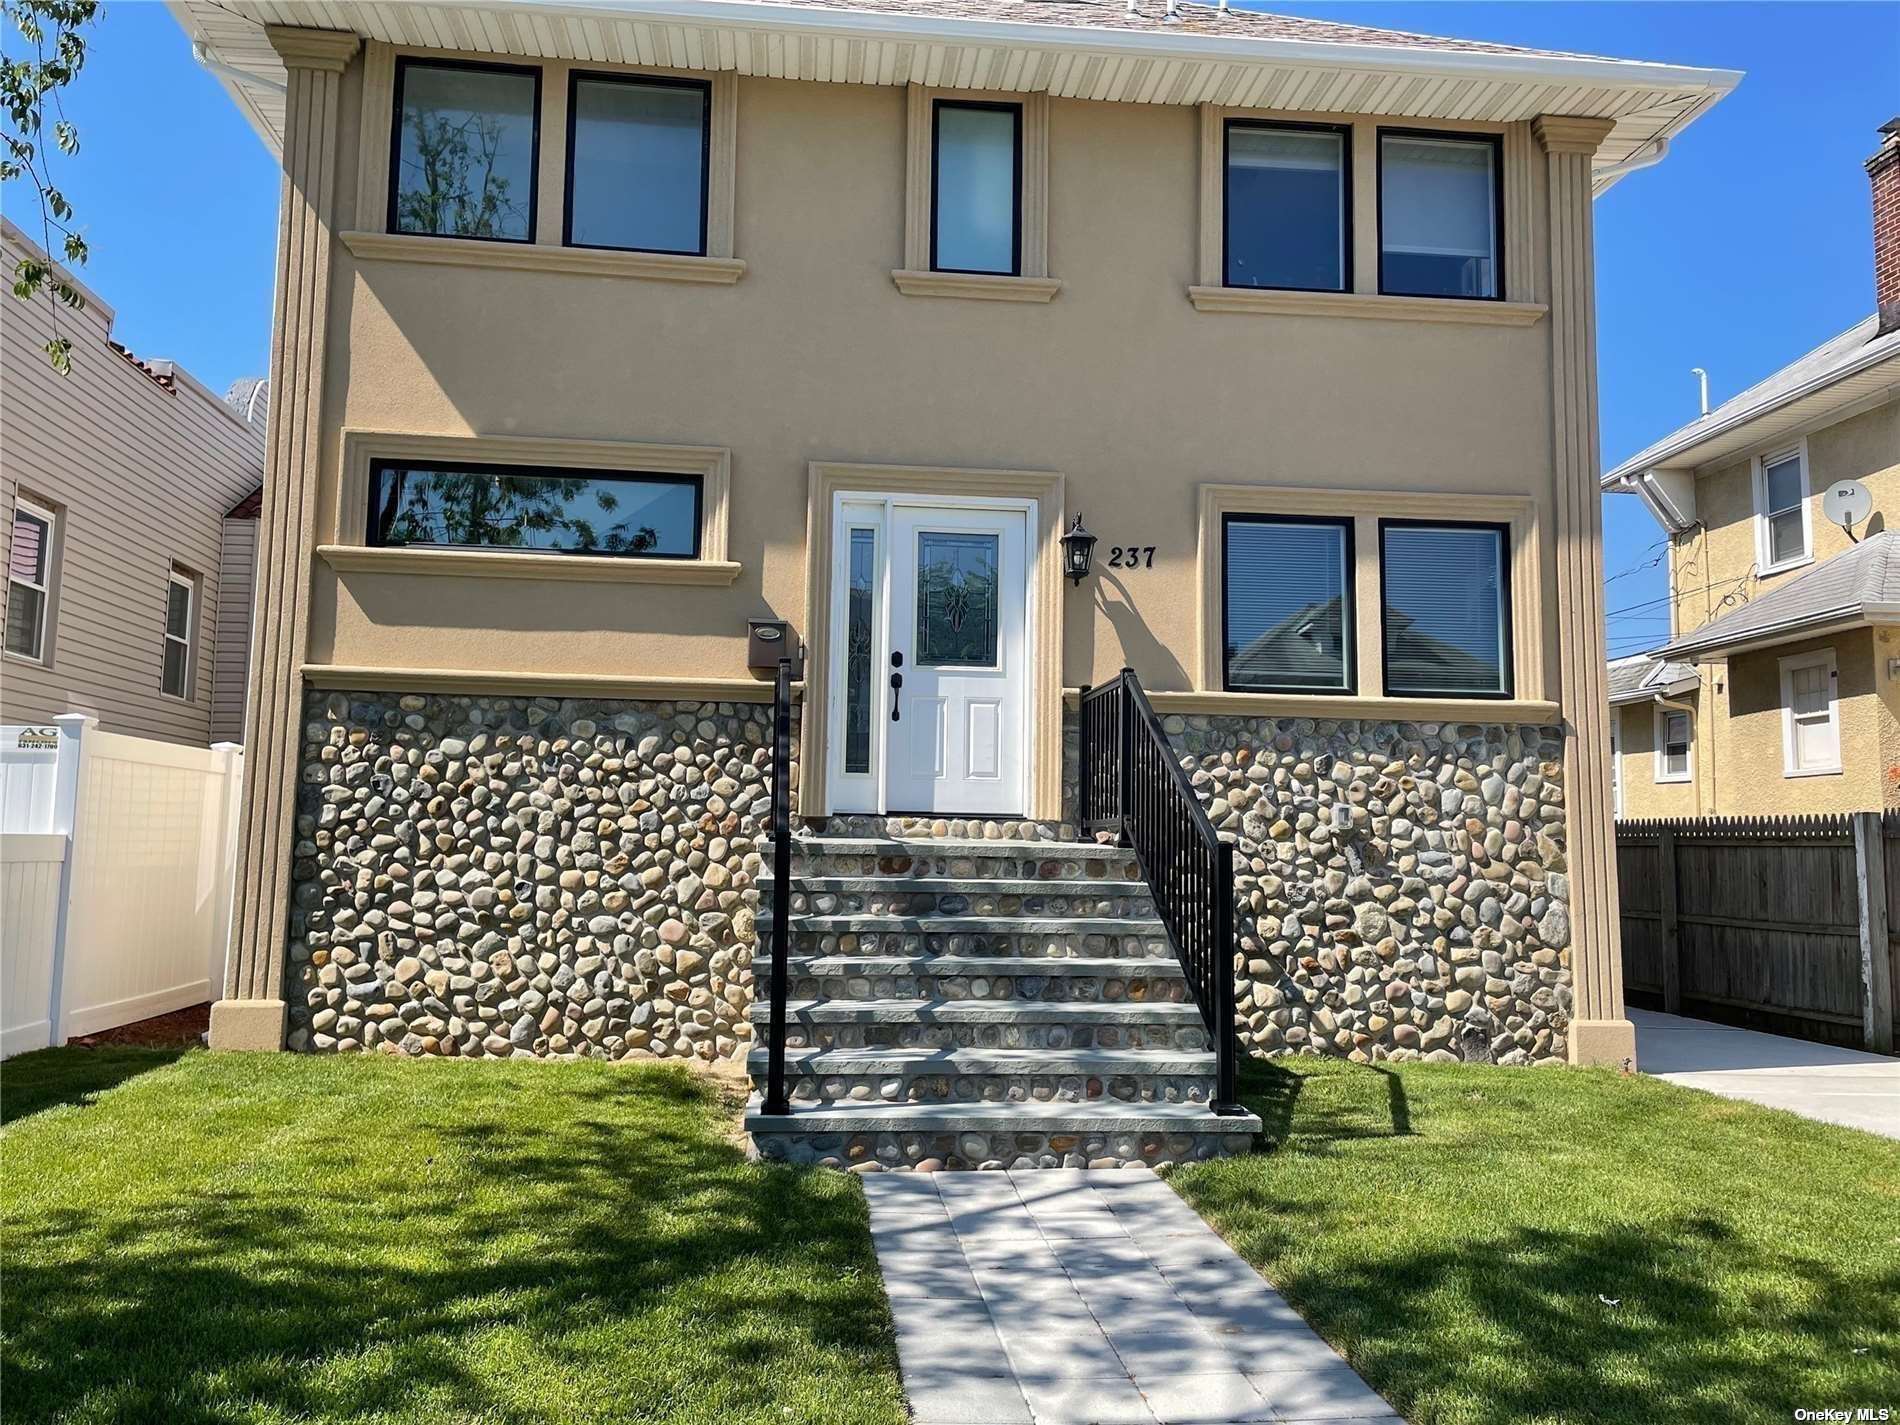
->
[1871,117,1900,336]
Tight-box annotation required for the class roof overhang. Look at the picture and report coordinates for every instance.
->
[1607,656,1699,704]
[1662,606,1900,664]
[1604,334,1900,490]
[170,0,1738,191]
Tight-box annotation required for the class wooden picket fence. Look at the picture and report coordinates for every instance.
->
[1616,812,1897,1053]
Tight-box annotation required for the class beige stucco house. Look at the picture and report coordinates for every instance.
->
[1,217,267,746]
[1605,123,1900,821]
[175,0,1735,1165]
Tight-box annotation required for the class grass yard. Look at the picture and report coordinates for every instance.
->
[1169,1057,1900,1425]
[0,1048,905,1425]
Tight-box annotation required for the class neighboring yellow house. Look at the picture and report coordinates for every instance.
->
[1605,122,1900,820]
[173,0,1737,1149]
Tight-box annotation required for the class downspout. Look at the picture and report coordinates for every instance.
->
[1594,135,1671,184]
[192,43,287,96]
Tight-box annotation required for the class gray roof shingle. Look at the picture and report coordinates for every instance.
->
[1607,653,1698,703]
[1660,530,1900,660]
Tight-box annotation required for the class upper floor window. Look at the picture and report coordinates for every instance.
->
[1754,444,1810,573]
[1780,649,1840,776]
[367,459,702,558]
[390,58,540,242]
[1223,121,1348,292]
[565,73,710,255]
[1380,520,1512,697]
[932,100,1021,276]
[1222,515,1354,693]
[162,567,196,699]
[1379,131,1501,300]
[6,495,57,662]
[1655,707,1692,784]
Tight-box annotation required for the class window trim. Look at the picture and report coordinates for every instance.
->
[1609,710,1623,818]
[1376,126,1505,303]
[161,566,196,701]
[1221,117,1353,294]
[387,55,543,245]
[1653,706,1692,785]
[6,493,58,665]
[365,458,706,561]
[1778,647,1842,778]
[1220,512,1357,695]
[1752,438,1813,577]
[929,97,1024,278]
[561,69,712,257]
[1377,517,1515,700]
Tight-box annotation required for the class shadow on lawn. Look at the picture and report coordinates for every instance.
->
[1243,1056,1412,1149]
[2,1065,899,1425]
[0,1045,189,1126]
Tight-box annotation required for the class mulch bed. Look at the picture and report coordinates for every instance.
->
[68,1004,210,1049]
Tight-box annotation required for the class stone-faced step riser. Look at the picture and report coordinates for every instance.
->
[770,851,1142,882]
[767,889,1157,918]
[749,1070,1216,1108]
[764,930,1175,960]
[749,1126,1249,1172]
[766,1021,1209,1052]
[769,971,1189,1004]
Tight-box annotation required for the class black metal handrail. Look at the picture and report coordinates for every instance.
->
[760,656,794,1116]
[1079,668,1241,1113]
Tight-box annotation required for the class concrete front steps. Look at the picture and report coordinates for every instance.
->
[746,835,1259,1171]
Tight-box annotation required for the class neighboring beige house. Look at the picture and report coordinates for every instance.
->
[1,217,268,746]
[1604,122,1900,820]
[175,0,1735,1158]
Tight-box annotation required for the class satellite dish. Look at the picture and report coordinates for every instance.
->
[1822,479,1873,535]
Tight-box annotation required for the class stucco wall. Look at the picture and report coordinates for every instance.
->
[309,61,1564,696]
[1612,693,1705,820]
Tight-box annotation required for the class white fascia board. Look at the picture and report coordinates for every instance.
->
[1667,607,1900,663]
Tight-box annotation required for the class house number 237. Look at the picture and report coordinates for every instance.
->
[1107,545,1157,569]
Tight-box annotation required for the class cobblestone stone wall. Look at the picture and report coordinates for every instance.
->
[287,690,789,1061]
[1167,713,1572,1066]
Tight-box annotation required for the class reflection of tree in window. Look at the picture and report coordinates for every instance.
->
[917,533,998,666]
[398,106,527,239]
[373,468,664,554]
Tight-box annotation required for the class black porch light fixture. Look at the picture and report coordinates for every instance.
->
[1061,513,1097,585]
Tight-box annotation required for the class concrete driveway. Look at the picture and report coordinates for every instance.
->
[1632,1009,1900,1140]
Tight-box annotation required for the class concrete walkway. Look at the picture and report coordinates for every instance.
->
[863,1168,1400,1425]
[1632,1009,1900,1140]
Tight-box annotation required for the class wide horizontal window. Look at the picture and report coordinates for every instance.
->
[1380,521,1511,697]
[566,73,709,255]
[1223,516,1354,693]
[367,461,701,558]
[1224,122,1348,292]
[1380,132,1500,300]
[390,59,540,242]
[933,100,1021,276]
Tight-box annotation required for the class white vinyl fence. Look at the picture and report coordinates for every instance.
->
[1,715,243,1057]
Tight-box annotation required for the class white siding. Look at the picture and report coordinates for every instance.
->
[0,221,266,746]
[211,515,258,743]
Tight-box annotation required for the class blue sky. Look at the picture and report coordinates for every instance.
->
[7,1,1897,655]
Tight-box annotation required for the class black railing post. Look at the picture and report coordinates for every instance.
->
[1212,836,1242,1114]
[762,656,793,1117]
[1116,667,1134,844]
[1076,683,1091,830]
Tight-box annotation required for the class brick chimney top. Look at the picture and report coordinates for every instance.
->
[1871,118,1900,336]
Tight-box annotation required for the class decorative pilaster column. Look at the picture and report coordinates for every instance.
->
[210,25,359,1050]
[1535,115,1634,1068]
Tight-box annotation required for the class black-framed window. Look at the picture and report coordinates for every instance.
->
[367,461,702,558]
[1378,130,1502,300]
[390,58,541,242]
[1223,120,1350,292]
[564,71,710,255]
[1379,520,1512,698]
[1222,515,1354,694]
[931,99,1021,276]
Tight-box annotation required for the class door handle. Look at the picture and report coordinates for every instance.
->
[890,650,904,722]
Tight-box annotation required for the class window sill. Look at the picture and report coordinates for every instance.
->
[1782,764,1843,779]
[317,544,742,586]
[1757,555,1814,580]
[340,231,747,285]
[1083,688,1561,725]
[891,270,1062,303]
[1185,285,1547,326]
[1654,773,1692,785]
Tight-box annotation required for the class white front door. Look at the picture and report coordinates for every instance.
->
[826,495,1032,816]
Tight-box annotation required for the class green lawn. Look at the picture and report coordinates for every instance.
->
[0,1049,905,1425]
[1168,1058,1900,1425]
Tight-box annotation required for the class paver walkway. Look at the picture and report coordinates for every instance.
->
[863,1167,1400,1425]
[1632,1009,1900,1139]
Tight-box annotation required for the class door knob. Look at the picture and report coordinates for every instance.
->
[890,668,903,721]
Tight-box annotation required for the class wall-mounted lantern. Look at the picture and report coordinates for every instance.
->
[1060,513,1097,586]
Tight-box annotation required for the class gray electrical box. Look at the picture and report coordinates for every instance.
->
[747,619,801,675]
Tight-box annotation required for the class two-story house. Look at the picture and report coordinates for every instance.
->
[175,0,1734,1168]
[1,217,268,747]
[1605,122,1900,820]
